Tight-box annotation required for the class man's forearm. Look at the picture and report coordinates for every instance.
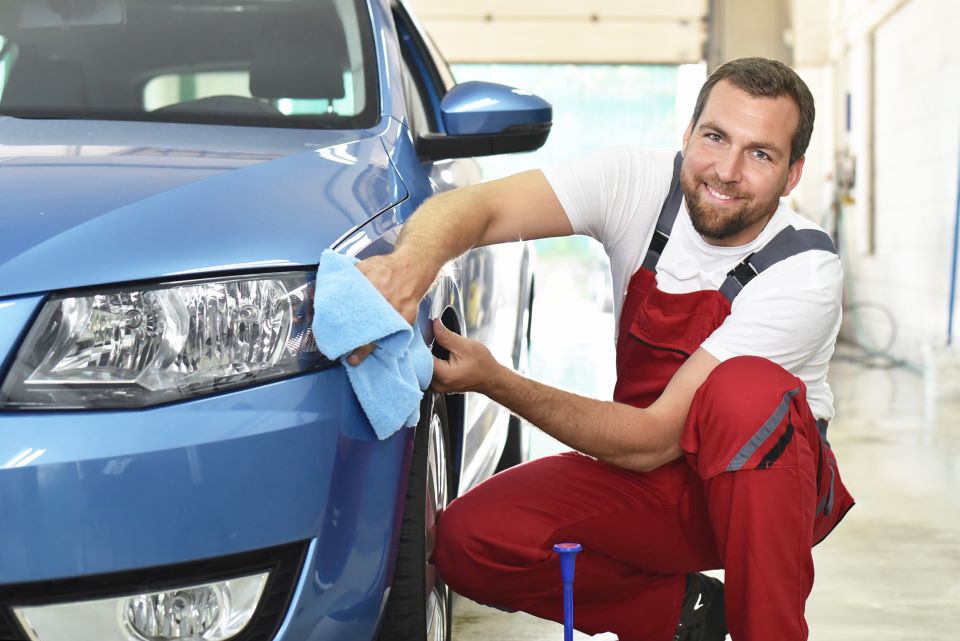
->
[388,170,573,297]
[392,188,492,294]
[482,363,683,472]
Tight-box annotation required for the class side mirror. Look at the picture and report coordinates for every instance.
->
[416,81,552,161]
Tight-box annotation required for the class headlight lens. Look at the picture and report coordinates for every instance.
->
[0,271,329,409]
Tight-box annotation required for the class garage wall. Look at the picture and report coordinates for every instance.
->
[819,0,960,364]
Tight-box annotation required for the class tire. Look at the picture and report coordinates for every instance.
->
[495,414,525,473]
[378,393,453,641]
[498,282,534,474]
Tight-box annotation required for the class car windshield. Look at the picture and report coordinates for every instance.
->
[0,0,378,129]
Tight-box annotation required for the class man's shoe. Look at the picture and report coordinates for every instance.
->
[672,573,728,641]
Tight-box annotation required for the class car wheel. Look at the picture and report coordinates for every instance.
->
[378,393,453,641]
[495,414,527,473]
[498,287,534,474]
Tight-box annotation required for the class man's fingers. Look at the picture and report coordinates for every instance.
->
[347,343,375,366]
[432,317,461,349]
[429,357,453,393]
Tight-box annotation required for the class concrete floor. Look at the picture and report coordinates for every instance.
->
[450,288,960,639]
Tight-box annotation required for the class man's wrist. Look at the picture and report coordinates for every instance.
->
[480,361,514,400]
[391,247,441,298]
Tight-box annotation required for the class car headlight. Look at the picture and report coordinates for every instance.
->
[0,271,330,410]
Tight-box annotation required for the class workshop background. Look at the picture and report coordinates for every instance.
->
[405,0,960,639]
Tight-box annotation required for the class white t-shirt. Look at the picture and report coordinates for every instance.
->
[542,146,842,420]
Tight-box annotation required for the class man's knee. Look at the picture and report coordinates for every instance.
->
[696,356,801,422]
[681,356,808,478]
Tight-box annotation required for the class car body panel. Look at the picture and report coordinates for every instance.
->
[0,1,540,639]
[0,119,407,298]
[0,366,404,583]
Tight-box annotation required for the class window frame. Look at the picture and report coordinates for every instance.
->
[391,2,452,135]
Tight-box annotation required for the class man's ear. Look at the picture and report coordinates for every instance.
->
[781,155,805,197]
[682,119,694,149]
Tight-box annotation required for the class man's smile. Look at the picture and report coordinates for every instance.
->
[701,182,744,203]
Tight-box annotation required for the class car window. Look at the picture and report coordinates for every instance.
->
[0,36,17,96]
[415,24,455,92]
[399,55,432,137]
[0,0,378,129]
[394,4,454,92]
[393,4,447,128]
[143,70,360,117]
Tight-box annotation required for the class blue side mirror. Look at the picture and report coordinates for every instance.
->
[439,81,552,136]
[416,81,552,161]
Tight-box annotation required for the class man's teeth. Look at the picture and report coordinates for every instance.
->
[706,185,735,200]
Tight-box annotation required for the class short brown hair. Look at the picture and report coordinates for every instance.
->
[691,57,814,165]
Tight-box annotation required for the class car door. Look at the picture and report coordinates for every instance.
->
[392,3,524,494]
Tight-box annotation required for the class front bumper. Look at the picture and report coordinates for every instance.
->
[0,304,414,641]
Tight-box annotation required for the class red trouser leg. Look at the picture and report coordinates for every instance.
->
[680,356,825,641]
[435,356,843,641]
[433,451,721,640]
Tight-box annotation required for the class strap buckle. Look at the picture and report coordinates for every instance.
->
[649,229,669,255]
[727,253,758,288]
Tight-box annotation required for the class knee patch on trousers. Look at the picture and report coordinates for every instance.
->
[680,356,812,479]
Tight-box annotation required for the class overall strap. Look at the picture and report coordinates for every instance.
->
[641,151,684,273]
[719,226,838,303]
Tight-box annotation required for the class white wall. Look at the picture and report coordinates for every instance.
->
[793,0,960,364]
[790,65,836,227]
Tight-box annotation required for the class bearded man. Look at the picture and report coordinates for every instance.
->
[354,57,854,641]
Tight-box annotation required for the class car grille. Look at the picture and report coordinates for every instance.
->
[0,540,309,641]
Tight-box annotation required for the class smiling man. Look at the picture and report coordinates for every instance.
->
[356,57,854,641]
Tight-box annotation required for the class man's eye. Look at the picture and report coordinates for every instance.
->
[706,133,722,143]
[753,150,770,161]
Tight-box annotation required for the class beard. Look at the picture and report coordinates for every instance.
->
[680,168,783,241]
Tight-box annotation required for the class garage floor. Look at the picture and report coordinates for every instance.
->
[451,296,960,639]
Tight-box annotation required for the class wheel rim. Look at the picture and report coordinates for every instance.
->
[424,409,450,641]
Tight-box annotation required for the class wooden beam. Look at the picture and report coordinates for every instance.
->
[419,19,706,64]
[408,0,707,20]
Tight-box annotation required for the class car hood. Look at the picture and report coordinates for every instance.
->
[0,118,406,298]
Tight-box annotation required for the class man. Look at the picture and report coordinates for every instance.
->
[354,57,854,640]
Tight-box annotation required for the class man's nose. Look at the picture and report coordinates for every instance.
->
[714,150,743,183]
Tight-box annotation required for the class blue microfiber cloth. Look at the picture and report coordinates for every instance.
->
[312,249,434,440]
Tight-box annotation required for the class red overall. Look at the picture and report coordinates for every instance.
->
[434,188,854,641]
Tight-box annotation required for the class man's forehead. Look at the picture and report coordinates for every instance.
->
[698,80,798,151]
[704,79,800,118]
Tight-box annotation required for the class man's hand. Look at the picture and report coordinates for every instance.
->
[430,318,501,394]
[347,253,428,365]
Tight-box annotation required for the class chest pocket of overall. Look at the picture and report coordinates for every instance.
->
[614,267,733,410]
[627,278,731,357]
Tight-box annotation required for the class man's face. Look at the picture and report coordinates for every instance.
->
[681,79,805,246]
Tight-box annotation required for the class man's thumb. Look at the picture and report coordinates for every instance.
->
[432,317,457,346]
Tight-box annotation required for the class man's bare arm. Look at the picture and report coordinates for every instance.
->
[430,319,721,471]
[394,169,574,281]
[350,170,572,362]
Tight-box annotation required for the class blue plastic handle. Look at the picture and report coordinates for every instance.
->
[553,543,582,641]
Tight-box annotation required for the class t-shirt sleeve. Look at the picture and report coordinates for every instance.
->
[541,146,672,246]
[700,251,843,372]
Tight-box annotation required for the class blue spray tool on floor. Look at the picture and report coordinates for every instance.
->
[553,542,582,641]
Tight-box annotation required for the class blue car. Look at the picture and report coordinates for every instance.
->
[0,1,550,640]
